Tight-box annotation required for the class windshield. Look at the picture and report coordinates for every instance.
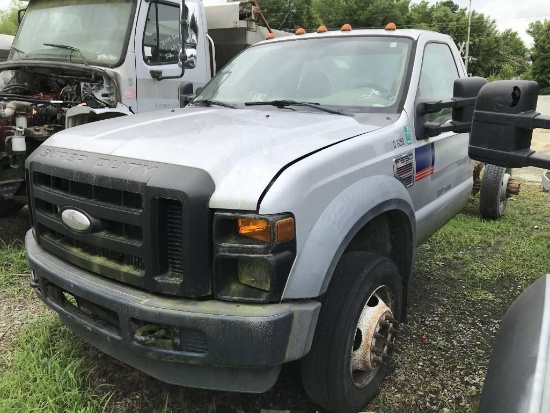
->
[196,36,412,112]
[10,0,135,67]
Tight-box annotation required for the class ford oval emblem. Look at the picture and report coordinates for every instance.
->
[61,209,91,232]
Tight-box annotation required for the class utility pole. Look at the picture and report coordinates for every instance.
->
[465,0,472,75]
[279,0,296,31]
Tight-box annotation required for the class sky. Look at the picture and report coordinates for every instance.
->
[0,0,547,46]
[425,0,549,47]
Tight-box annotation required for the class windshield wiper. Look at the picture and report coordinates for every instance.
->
[245,100,354,117]
[191,99,238,109]
[43,43,89,67]
[10,46,27,59]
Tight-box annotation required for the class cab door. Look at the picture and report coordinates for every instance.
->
[134,0,210,113]
[409,41,473,242]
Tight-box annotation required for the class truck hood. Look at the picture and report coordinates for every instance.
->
[0,59,114,80]
[45,107,380,210]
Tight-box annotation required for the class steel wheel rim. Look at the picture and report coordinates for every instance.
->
[349,285,397,388]
[499,169,511,214]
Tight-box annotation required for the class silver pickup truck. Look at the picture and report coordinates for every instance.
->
[25,25,489,412]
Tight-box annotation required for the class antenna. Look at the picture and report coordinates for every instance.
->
[465,0,472,75]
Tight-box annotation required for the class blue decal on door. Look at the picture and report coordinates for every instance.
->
[415,143,435,182]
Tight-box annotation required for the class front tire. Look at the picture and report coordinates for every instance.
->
[480,164,511,220]
[301,252,402,413]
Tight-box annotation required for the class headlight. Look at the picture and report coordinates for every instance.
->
[213,212,296,302]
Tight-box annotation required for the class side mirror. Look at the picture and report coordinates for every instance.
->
[469,80,550,168]
[178,1,197,70]
[416,77,487,139]
[178,81,194,108]
[182,42,197,69]
[18,8,26,25]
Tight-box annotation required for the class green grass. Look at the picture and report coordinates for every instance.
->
[0,317,111,413]
[374,183,550,413]
[0,241,30,293]
[0,241,110,412]
[418,188,550,303]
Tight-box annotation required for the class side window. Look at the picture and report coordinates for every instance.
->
[143,2,180,66]
[418,43,460,122]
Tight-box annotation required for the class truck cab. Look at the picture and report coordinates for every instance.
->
[25,24,486,413]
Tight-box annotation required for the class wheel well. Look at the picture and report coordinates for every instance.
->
[343,210,414,293]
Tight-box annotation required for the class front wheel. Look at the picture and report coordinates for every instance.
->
[480,164,512,219]
[301,252,402,413]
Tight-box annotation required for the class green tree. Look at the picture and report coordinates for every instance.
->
[488,63,517,81]
[527,20,550,93]
[494,29,529,77]
[265,0,531,79]
[405,1,432,30]
[312,0,409,29]
[0,0,20,36]
[466,12,501,77]
[260,0,317,31]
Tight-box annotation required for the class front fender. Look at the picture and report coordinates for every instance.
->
[282,175,416,299]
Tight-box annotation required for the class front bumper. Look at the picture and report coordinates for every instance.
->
[26,230,320,393]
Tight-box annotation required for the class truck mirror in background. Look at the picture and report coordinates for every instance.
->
[416,77,487,139]
[469,80,550,169]
[178,81,194,108]
[17,8,26,25]
[179,0,197,70]
[182,43,197,69]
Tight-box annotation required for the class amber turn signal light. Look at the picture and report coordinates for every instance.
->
[275,217,295,243]
[238,218,270,242]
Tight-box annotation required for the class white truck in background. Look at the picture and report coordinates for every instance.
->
[0,34,14,62]
[0,0,287,215]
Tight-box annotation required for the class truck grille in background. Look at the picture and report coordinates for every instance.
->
[30,170,192,295]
